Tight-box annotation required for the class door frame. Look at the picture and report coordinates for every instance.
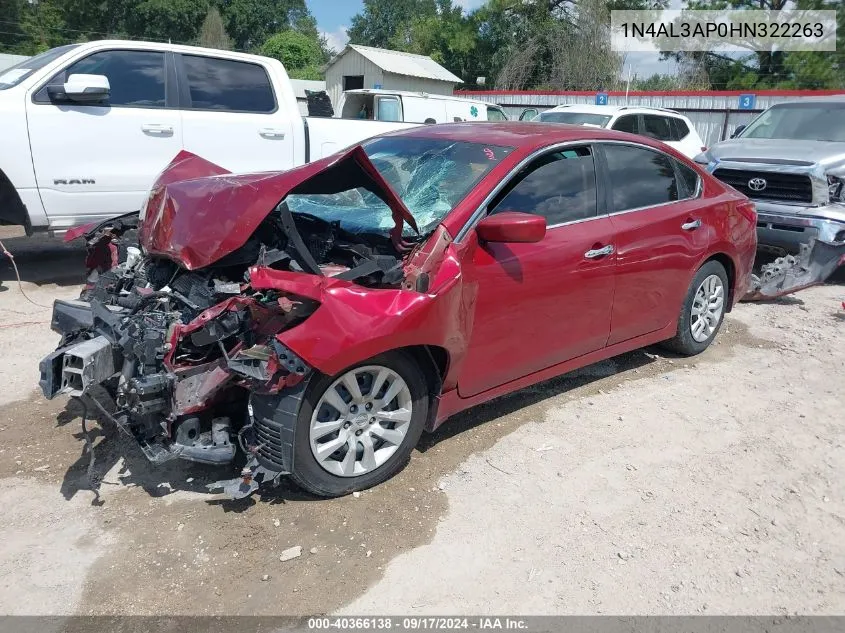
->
[592,140,704,216]
[29,47,178,109]
[454,139,614,243]
[172,52,279,114]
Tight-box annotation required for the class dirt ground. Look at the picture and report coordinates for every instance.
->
[1,226,843,616]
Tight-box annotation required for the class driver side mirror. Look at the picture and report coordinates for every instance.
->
[476,211,546,243]
[730,124,746,139]
[49,73,110,103]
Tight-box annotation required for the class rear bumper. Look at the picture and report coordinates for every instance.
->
[755,202,845,253]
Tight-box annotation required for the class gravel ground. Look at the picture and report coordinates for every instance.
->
[1,226,843,616]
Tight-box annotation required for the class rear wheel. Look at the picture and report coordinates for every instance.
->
[662,260,729,356]
[285,352,428,497]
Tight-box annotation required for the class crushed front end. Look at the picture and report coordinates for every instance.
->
[38,146,423,489]
[39,257,316,467]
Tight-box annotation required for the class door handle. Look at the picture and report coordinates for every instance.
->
[681,219,702,231]
[141,124,174,135]
[259,128,286,139]
[584,245,614,259]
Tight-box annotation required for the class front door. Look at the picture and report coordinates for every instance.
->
[25,48,182,228]
[175,53,296,174]
[458,145,617,397]
[598,142,709,345]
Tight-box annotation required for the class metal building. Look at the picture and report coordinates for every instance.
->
[325,45,462,112]
[0,53,28,72]
[457,90,845,147]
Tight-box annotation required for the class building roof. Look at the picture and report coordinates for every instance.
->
[328,44,462,84]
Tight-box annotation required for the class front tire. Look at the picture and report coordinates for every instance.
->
[266,351,429,497]
[662,260,729,356]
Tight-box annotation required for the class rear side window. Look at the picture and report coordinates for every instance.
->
[612,115,638,134]
[36,49,166,107]
[676,161,700,198]
[490,146,597,225]
[641,115,673,141]
[602,144,679,211]
[670,117,690,140]
[182,55,275,113]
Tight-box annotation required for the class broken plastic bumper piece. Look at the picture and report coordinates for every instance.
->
[743,239,845,301]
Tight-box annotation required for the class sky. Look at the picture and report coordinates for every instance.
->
[307,0,674,81]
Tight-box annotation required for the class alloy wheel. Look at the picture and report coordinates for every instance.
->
[690,274,725,343]
[309,365,413,477]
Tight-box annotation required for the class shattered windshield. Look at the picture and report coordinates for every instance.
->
[740,103,845,142]
[286,137,514,236]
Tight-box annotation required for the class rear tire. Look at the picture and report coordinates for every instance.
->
[284,351,428,497]
[661,260,729,356]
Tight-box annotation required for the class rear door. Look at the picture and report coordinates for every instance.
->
[26,48,181,227]
[175,53,296,173]
[598,142,709,345]
[458,145,617,397]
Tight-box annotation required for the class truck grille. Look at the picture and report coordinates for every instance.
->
[712,168,813,204]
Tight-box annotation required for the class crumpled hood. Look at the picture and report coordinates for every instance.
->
[709,138,845,169]
[140,147,418,271]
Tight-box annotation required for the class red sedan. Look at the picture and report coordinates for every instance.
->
[42,123,757,498]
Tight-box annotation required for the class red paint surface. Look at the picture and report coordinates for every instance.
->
[475,211,547,243]
[140,146,417,270]
[156,123,756,430]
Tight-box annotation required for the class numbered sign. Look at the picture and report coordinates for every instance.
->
[738,94,756,110]
[596,92,609,106]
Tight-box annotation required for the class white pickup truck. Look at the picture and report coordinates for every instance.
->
[0,40,416,234]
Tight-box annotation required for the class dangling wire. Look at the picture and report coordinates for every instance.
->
[0,238,52,309]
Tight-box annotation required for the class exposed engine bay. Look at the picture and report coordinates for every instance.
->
[39,146,425,489]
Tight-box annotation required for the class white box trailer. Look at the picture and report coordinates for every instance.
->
[337,89,509,124]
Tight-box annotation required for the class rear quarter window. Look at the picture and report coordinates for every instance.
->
[670,117,691,141]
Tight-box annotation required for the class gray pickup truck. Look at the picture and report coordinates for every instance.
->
[695,97,845,254]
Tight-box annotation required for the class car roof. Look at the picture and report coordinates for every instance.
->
[384,121,669,151]
[544,104,684,117]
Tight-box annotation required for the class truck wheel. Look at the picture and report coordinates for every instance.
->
[661,260,729,356]
[255,351,428,497]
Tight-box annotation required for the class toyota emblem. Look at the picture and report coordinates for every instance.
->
[748,177,767,191]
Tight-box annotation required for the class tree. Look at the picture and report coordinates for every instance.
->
[388,0,478,83]
[198,7,233,50]
[18,0,69,53]
[663,0,844,89]
[220,0,319,51]
[0,0,29,53]
[127,0,210,44]
[261,30,324,80]
[348,0,438,48]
